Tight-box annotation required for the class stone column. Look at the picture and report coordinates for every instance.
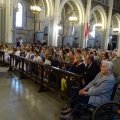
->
[39,20,44,31]
[1,7,5,43]
[35,14,40,32]
[12,8,17,45]
[82,0,92,48]
[104,0,114,49]
[5,0,12,43]
[0,8,2,42]
[5,0,17,44]
[48,19,54,46]
[52,0,60,46]
[112,32,120,78]
[117,33,120,57]
[79,23,85,47]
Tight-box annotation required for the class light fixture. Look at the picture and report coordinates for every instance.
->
[69,1,77,24]
[30,5,41,14]
[69,16,77,24]
[95,23,102,29]
[113,28,119,33]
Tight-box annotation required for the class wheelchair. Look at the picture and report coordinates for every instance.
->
[60,81,120,120]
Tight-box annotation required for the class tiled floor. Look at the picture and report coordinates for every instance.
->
[0,67,66,120]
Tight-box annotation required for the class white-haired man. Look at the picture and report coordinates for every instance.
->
[61,61,116,118]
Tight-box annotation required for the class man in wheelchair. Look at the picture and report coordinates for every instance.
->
[60,61,116,119]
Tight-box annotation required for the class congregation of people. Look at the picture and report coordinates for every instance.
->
[0,41,117,118]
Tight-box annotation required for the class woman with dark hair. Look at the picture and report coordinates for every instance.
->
[29,49,34,60]
[33,50,42,63]
[32,50,43,75]
[70,54,85,74]
[102,53,108,61]
[53,50,61,62]
[99,53,108,67]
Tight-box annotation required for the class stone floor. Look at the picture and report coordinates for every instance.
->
[0,67,66,120]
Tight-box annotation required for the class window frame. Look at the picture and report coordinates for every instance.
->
[16,1,26,29]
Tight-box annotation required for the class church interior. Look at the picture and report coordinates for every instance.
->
[0,0,120,120]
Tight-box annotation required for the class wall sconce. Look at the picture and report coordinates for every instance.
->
[113,28,119,33]
[95,23,102,29]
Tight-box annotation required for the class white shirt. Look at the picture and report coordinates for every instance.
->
[44,59,51,65]
[33,56,43,63]
[15,50,21,56]
[20,39,23,45]
[25,52,30,59]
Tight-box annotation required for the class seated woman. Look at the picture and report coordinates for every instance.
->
[40,46,45,60]
[53,50,61,62]
[99,53,108,67]
[14,47,21,68]
[70,54,85,74]
[4,46,14,62]
[33,50,42,63]
[3,45,8,52]
[61,54,85,91]
[65,53,72,64]
[61,61,116,119]
[43,55,59,81]
[29,49,34,60]
[14,47,21,56]
[69,50,74,64]
[25,48,30,59]
[61,53,73,70]
[20,48,26,58]
[32,50,43,75]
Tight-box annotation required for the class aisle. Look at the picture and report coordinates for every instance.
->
[0,67,65,120]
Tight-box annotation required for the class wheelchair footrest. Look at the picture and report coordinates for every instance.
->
[80,116,91,120]
[60,115,73,120]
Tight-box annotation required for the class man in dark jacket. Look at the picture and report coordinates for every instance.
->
[16,38,20,47]
[82,54,100,86]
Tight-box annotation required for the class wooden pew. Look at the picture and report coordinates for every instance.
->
[0,51,5,63]
[9,54,83,98]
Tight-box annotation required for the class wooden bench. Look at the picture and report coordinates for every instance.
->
[8,54,83,98]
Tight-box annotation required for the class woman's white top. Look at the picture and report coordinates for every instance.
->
[33,56,43,62]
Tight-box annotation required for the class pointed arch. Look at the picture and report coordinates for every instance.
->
[59,0,85,24]
[90,5,107,30]
[112,13,120,29]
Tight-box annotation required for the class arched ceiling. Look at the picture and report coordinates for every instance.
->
[59,0,85,25]
[90,5,107,30]
[111,14,120,32]
[61,1,79,24]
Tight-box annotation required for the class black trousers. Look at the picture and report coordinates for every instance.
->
[70,93,90,109]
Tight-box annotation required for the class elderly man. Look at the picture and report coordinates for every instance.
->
[82,54,100,86]
[61,61,116,118]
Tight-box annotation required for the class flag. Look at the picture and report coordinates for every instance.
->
[84,22,89,38]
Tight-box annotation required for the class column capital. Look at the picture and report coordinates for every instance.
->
[13,6,19,12]
[0,3,6,10]
[44,16,54,21]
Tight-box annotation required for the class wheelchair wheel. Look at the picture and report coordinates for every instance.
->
[92,101,120,120]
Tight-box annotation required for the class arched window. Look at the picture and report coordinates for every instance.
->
[16,2,23,27]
